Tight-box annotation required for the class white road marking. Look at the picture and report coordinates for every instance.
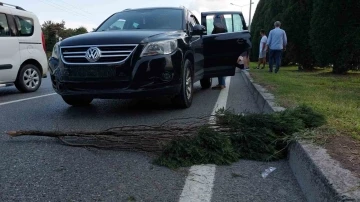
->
[179,77,231,202]
[0,93,57,106]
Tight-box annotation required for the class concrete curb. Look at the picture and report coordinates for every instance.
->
[240,70,360,202]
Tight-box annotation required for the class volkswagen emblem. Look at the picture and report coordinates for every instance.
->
[85,47,101,62]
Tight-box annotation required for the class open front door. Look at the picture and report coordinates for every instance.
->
[201,11,251,78]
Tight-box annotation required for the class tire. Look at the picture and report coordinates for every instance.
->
[172,59,193,108]
[15,64,42,93]
[200,78,212,89]
[62,95,93,106]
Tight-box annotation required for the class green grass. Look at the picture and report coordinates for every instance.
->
[248,63,360,140]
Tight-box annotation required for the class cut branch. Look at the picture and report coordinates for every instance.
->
[6,114,234,153]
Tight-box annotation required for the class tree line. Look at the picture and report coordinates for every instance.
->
[41,20,88,53]
[250,0,360,74]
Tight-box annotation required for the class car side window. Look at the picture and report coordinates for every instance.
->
[232,14,244,32]
[205,14,244,35]
[0,13,10,37]
[15,16,34,36]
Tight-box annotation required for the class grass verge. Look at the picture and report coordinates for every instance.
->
[248,64,360,141]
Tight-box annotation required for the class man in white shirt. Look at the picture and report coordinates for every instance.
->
[256,29,267,69]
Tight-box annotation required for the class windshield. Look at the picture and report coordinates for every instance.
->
[96,8,183,31]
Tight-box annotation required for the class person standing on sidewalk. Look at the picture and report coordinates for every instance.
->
[266,21,287,73]
[256,29,267,69]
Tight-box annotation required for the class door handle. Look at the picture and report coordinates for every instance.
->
[237,38,245,44]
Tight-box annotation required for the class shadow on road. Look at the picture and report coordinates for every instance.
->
[61,86,208,117]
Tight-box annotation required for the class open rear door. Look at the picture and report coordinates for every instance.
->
[201,11,251,78]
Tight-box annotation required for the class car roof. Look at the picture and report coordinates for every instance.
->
[201,11,243,15]
[121,7,184,12]
[0,2,36,17]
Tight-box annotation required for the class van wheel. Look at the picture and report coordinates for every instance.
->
[62,95,93,106]
[200,78,212,89]
[15,64,42,93]
[172,59,193,108]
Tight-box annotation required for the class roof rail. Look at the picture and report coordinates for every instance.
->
[122,8,131,11]
[0,2,26,11]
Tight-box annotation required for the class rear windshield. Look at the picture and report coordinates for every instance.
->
[96,8,183,31]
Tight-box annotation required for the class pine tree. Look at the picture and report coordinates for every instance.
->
[282,0,314,69]
[310,0,360,73]
[250,0,291,66]
[250,0,266,60]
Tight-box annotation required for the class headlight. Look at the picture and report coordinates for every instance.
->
[51,42,60,59]
[140,40,178,57]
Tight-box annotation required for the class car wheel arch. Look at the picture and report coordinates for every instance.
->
[19,59,43,76]
[183,51,195,76]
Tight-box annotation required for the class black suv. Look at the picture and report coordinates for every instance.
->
[48,7,251,108]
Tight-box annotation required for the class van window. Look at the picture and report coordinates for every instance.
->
[0,13,10,37]
[15,16,34,36]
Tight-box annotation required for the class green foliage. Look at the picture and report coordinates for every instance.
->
[284,104,326,128]
[155,105,326,168]
[249,64,360,140]
[41,20,88,52]
[251,0,360,73]
[250,0,314,68]
[310,0,360,73]
[154,127,239,169]
[250,0,292,66]
[282,0,314,69]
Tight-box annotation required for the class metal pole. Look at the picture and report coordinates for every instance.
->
[249,0,252,31]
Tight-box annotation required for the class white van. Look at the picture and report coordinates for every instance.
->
[0,2,48,92]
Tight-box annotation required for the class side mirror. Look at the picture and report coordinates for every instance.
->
[192,24,207,36]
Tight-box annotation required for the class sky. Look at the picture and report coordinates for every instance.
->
[8,0,259,31]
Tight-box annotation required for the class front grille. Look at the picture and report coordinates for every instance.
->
[61,44,138,64]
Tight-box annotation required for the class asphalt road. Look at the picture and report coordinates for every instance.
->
[0,70,306,202]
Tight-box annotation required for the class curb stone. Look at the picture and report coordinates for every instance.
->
[240,70,360,202]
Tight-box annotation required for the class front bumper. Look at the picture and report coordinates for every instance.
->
[48,48,183,99]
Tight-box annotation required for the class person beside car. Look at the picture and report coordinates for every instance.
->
[211,14,228,90]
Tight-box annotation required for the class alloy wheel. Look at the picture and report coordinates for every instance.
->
[185,67,192,100]
[23,68,40,89]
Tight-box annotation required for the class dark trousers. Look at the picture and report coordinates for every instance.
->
[269,50,282,73]
[218,77,225,86]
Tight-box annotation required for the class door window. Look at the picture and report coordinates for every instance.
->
[205,14,244,35]
[0,14,10,37]
[15,16,34,36]
[232,14,244,32]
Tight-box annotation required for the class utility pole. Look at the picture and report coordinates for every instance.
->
[249,0,253,31]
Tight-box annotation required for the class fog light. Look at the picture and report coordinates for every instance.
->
[161,72,173,81]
